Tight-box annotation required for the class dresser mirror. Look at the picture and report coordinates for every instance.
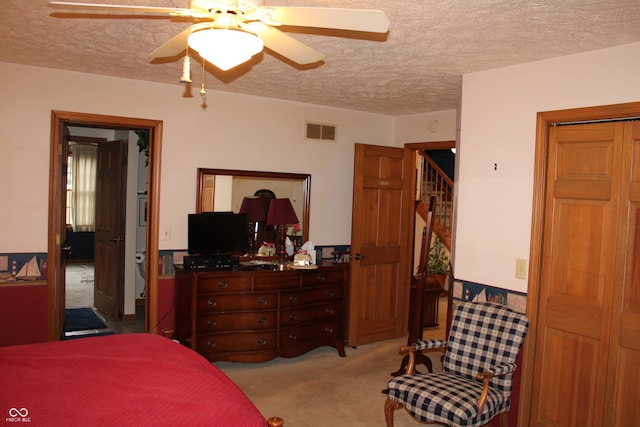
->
[196,168,311,245]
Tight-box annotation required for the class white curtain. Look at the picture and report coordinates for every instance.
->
[70,144,97,232]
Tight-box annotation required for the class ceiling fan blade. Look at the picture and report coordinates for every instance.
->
[243,22,324,65]
[49,1,195,17]
[149,23,213,59]
[255,7,390,33]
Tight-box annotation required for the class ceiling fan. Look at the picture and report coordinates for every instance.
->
[49,1,390,71]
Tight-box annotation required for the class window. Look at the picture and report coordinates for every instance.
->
[67,144,97,231]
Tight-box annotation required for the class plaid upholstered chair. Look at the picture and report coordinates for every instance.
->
[384,302,529,427]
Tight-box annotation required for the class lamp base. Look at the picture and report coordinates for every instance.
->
[276,224,288,271]
[276,259,287,271]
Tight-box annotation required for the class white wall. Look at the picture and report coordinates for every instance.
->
[394,109,458,143]
[0,61,400,254]
[0,61,461,317]
[455,41,640,293]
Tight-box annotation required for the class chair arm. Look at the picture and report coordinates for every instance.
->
[398,341,448,375]
[481,362,517,377]
[414,339,447,351]
[474,363,518,413]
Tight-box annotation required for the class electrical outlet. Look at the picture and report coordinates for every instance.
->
[162,226,171,241]
[515,258,528,280]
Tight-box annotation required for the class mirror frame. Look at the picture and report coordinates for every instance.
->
[196,168,311,244]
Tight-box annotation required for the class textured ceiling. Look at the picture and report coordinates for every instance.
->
[2,0,640,115]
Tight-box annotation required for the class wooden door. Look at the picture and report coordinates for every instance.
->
[605,120,640,426]
[348,144,415,346]
[94,140,127,319]
[529,120,640,426]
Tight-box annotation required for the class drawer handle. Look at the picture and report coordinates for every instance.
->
[207,299,217,306]
[258,317,267,324]
[326,291,335,297]
[288,313,297,320]
[207,320,217,327]
[316,274,326,282]
[207,341,216,348]
[288,334,297,341]
[258,297,268,305]
[324,327,334,334]
[289,295,298,302]
[325,308,334,315]
[218,281,229,289]
[258,337,268,345]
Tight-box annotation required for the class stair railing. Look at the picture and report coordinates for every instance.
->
[417,152,454,249]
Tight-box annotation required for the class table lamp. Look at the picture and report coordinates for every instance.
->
[266,198,299,270]
[239,196,267,256]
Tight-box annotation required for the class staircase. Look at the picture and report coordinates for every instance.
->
[416,151,453,251]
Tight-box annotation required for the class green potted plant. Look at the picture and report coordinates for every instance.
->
[428,235,450,286]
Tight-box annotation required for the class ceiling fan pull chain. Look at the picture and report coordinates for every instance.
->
[200,59,206,96]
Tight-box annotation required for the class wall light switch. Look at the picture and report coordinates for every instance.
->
[515,258,528,280]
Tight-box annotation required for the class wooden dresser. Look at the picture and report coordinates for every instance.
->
[175,264,348,363]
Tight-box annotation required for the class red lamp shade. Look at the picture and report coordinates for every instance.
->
[239,197,267,222]
[266,198,299,226]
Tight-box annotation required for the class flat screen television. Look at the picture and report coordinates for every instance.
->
[188,212,249,255]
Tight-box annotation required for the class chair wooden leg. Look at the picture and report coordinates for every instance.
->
[384,397,403,427]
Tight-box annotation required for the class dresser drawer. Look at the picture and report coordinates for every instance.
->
[301,269,344,287]
[280,303,342,327]
[197,293,277,313]
[253,270,300,291]
[197,332,277,354]
[197,312,276,332]
[197,275,252,293]
[176,265,347,362]
[281,286,343,308]
[279,319,342,348]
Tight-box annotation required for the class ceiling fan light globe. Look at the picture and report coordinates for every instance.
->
[188,29,264,71]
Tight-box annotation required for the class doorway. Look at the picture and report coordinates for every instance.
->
[64,130,142,334]
[47,111,163,341]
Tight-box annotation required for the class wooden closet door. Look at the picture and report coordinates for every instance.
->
[530,122,624,426]
[605,121,640,426]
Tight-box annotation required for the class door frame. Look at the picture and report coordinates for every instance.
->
[519,101,640,425]
[47,111,163,340]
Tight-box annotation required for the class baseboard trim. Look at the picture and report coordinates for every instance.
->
[122,313,138,322]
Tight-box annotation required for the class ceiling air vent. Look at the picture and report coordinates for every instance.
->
[305,121,336,142]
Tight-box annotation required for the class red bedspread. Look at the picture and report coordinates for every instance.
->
[0,333,267,426]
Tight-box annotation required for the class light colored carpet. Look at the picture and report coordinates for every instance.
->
[216,298,448,426]
[65,263,94,308]
[65,263,145,333]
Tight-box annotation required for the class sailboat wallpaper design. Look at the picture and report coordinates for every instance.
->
[16,256,42,281]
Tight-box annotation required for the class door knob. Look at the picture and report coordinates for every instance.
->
[353,253,368,260]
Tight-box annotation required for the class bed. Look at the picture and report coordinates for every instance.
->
[0,333,279,426]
